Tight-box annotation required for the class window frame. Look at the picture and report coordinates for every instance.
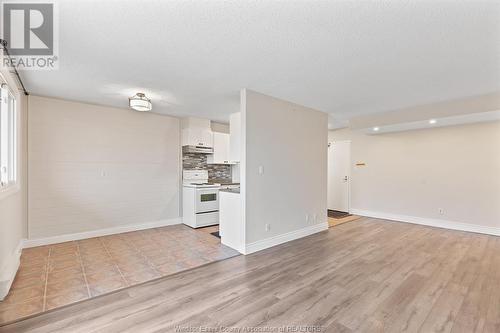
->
[0,82,19,199]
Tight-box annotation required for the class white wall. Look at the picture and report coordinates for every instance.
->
[28,96,181,239]
[0,62,28,299]
[242,89,328,250]
[330,121,500,230]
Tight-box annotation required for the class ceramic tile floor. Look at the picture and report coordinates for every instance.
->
[0,224,239,325]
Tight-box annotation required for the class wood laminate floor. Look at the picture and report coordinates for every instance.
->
[1,217,499,333]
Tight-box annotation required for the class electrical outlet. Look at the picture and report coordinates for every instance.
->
[438,208,445,215]
[265,223,271,232]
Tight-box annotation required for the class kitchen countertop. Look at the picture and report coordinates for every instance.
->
[209,180,240,186]
[219,188,240,194]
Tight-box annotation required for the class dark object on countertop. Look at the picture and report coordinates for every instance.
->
[211,231,221,239]
[209,179,240,185]
[219,188,240,194]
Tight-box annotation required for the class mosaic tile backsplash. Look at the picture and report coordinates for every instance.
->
[183,153,232,181]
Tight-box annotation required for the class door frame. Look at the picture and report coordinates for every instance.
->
[327,140,351,214]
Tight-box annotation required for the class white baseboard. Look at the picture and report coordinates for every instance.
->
[0,239,23,300]
[244,222,328,255]
[351,209,500,237]
[23,218,182,248]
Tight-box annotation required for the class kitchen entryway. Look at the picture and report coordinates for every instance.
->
[0,225,239,325]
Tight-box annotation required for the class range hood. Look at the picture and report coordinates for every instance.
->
[182,145,214,154]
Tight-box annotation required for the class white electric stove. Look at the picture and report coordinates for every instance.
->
[182,170,220,228]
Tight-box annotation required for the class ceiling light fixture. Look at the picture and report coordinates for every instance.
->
[429,119,437,124]
[129,93,152,112]
[373,127,380,132]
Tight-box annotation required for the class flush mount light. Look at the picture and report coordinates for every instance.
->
[429,119,437,124]
[373,127,380,132]
[129,93,152,112]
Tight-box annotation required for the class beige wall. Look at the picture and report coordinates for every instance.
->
[242,89,328,246]
[28,96,181,239]
[0,63,28,299]
[329,121,500,228]
[211,122,229,133]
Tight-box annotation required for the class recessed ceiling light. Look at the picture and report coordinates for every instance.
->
[429,119,437,124]
[129,93,152,112]
[373,127,380,131]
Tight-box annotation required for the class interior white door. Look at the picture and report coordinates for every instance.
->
[328,141,350,212]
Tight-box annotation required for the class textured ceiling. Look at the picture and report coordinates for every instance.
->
[20,0,500,125]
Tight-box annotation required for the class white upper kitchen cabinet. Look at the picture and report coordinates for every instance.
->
[229,112,241,162]
[182,128,213,147]
[207,132,231,164]
[181,117,213,147]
